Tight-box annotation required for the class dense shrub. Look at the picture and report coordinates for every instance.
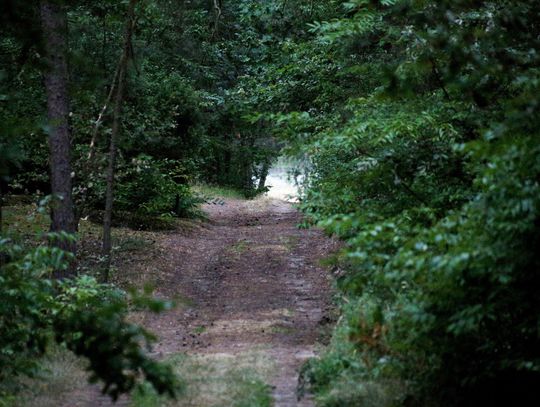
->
[2,0,539,405]
[253,0,540,405]
[115,155,201,218]
[0,234,177,401]
[0,0,277,199]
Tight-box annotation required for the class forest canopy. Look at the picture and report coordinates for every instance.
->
[1,0,539,406]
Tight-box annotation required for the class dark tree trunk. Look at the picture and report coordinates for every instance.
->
[258,161,269,191]
[212,0,222,37]
[0,183,3,236]
[40,0,76,277]
[223,148,231,184]
[102,0,138,281]
[0,182,4,267]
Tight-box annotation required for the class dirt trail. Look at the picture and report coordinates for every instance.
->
[67,197,335,407]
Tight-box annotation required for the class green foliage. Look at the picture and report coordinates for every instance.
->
[1,0,278,203]
[0,234,178,401]
[244,0,540,405]
[131,352,272,407]
[3,0,540,405]
[115,155,202,218]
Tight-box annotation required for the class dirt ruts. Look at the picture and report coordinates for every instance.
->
[67,197,335,407]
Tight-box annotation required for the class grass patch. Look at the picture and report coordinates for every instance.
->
[1,346,89,407]
[192,184,245,200]
[313,377,406,407]
[2,203,50,241]
[280,235,299,251]
[131,352,273,407]
[270,325,296,335]
[87,210,178,231]
[228,240,249,255]
[3,201,166,290]
[115,236,153,253]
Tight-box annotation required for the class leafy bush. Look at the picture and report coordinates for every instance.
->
[81,154,202,225]
[256,0,540,406]
[0,234,178,401]
[115,155,202,218]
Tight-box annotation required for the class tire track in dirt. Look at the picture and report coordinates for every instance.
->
[148,198,335,406]
[66,197,336,407]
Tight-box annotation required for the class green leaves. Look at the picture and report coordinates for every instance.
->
[54,277,178,400]
[0,237,178,400]
[114,155,202,219]
[281,0,540,405]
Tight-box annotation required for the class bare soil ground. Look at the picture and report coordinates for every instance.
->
[145,197,335,406]
[23,196,336,407]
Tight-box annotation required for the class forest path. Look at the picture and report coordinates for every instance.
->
[68,197,335,407]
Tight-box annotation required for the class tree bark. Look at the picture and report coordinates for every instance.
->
[212,0,222,38]
[40,0,76,277]
[0,182,4,267]
[74,55,121,226]
[258,161,269,191]
[0,183,3,237]
[102,0,138,281]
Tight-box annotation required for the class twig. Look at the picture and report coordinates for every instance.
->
[87,58,121,161]
[430,57,451,100]
[392,169,428,206]
[211,0,222,38]
[102,0,139,281]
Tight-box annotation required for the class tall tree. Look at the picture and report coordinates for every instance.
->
[40,0,76,276]
[102,0,138,280]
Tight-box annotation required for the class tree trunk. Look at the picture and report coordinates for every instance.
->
[101,0,138,281]
[258,161,269,191]
[74,55,122,226]
[40,0,76,277]
[0,183,3,237]
[0,182,4,267]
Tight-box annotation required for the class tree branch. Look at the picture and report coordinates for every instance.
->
[211,0,222,38]
[87,57,121,162]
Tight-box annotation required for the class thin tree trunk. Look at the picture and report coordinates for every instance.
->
[258,161,269,191]
[88,59,121,162]
[40,0,76,277]
[0,183,3,236]
[73,54,123,228]
[102,0,138,281]
[0,183,4,267]
[212,0,222,38]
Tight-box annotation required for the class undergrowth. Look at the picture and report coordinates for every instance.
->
[131,352,273,407]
